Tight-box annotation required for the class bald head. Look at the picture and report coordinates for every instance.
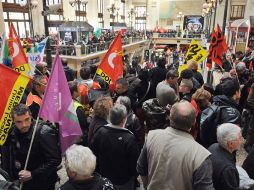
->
[170,101,196,131]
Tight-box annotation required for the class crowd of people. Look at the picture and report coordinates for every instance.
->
[1,45,254,190]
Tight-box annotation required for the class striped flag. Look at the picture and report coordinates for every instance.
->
[0,64,30,145]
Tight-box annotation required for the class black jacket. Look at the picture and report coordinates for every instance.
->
[1,121,61,190]
[88,115,108,147]
[200,95,241,148]
[90,125,140,185]
[149,66,167,98]
[59,173,114,190]
[125,111,145,149]
[208,143,240,190]
[64,66,74,82]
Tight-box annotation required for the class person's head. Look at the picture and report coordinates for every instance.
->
[93,96,113,120]
[80,66,91,80]
[116,96,131,114]
[89,65,98,77]
[235,62,246,76]
[109,104,127,127]
[65,145,96,179]
[165,70,179,84]
[192,88,211,110]
[169,101,196,131]
[62,58,68,66]
[32,75,47,96]
[226,53,232,61]
[186,60,198,71]
[115,78,128,95]
[217,123,243,153]
[179,79,193,94]
[138,69,151,81]
[157,57,166,67]
[35,63,47,75]
[203,83,214,96]
[180,69,194,80]
[11,104,32,133]
[220,77,240,102]
[68,81,79,100]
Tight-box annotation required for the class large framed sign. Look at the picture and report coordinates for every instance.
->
[183,15,204,32]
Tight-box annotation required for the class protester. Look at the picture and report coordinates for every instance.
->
[149,57,167,98]
[91,104,140,190]
[59,145,114,190]
[179,79,193,102]
[200,77,241,148]
[113,78,137,107]
[156,70,179,105]
[68,81,88,146]
[208,123,243,190]
[79,66,101,105]
[26,75,47,119]
[62,58,75,82]
[88,96,113,146]
[1,104,61,190]
[137,101,213,190]
[116,96,145,149]
[187,60,204,86]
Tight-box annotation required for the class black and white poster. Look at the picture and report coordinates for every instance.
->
[183,15,204,32]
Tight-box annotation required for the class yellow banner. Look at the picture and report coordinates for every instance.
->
[14,63,31,76]
[96,68,112,84]
[0,74,30,145]
[185,39,208,64]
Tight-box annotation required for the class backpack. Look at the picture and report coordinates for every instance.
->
[199,104,222,148]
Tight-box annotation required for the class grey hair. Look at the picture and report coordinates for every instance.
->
[65,145,96,176]
[236,62,246,72]
[217,123,241,149]
[109,104,127,125]
[116,96,131,113]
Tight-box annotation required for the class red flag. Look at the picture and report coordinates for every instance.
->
[96,32,123,85]
[0,64,30,145]
[212,24,228,67]
[217,24,228,51]
[8,22,31,75]
[206,30,217,69]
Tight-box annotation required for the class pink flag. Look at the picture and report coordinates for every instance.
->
[39,54,82,154]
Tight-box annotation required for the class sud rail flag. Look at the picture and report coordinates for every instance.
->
[0,64,30,145]
[96,32,123,85]
[8,22,31,75]
[185,39,208,64]
[39,54,82,154]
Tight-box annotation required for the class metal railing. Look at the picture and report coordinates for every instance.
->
[49,37,144,56]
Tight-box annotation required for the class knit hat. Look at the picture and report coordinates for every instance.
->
[180,79,193,90]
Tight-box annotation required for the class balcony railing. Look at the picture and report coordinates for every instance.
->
[49,37,144,56]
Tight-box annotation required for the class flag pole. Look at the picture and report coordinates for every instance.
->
[19,116,40,190]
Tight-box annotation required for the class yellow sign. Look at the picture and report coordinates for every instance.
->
[185,39,208,64]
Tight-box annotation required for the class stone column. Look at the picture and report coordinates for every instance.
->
[0,0,5,36]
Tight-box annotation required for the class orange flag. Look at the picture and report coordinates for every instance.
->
[8,22,31,75]
[96,32,123,85]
